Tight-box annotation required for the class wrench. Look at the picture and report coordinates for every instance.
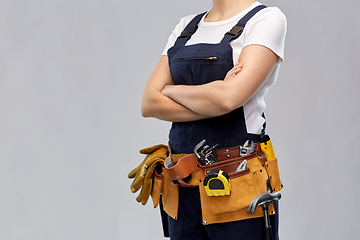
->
[239,140,255,157]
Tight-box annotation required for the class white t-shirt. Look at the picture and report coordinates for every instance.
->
[162,1,287,134]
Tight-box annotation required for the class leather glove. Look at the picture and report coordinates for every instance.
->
[128,144,168,205]
[151,172,163,208]
[128,144,167,179]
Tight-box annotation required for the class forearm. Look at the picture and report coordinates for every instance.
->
[141,85,210,122]
[141,56,211,122]
[161,81,233,117]
[161,45,279,116]
[161,69,269,116]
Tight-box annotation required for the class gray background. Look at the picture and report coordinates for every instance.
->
[0,0,359,239]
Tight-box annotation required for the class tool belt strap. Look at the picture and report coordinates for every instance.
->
[164,143,262,185]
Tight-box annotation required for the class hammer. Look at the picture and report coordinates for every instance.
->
[247,191,281,240]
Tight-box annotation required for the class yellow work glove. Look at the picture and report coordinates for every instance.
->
[128,144,168,205]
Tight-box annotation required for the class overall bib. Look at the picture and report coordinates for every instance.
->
[168,6,266,155]
[166,5,279,240]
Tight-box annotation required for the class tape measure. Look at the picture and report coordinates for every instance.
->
[203,170,231,196]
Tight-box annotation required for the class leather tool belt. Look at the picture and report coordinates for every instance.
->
[129,140,284,225]
[164,143,264,187]
[162,142,284,225]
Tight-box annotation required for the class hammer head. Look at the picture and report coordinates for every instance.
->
[247,191,281,213]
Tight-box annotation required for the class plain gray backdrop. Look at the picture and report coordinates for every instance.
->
[0,0,359,239]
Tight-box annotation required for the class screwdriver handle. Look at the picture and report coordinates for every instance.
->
[260,135,276,161]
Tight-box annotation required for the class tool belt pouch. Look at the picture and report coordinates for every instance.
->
[200,154,283,215]
[199,154,267,214]
[161,165,179,220]
[151,165,164,208]
[164,153,201,187]
[265,158,284,192]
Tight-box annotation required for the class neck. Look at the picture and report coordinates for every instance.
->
[206,0,256,22]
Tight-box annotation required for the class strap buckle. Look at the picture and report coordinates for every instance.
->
[178,26,199,40]
[226,26,244,40]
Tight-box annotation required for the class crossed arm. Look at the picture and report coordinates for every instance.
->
[141,44,279,122]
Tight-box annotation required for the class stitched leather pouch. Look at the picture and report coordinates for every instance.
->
[265,158,284,192]
[200,156,268,214]
[162,167,179,220]
[151,167,164,208]
[198,166,275,225]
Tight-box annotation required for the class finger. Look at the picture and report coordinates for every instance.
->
[225,63,243,78]
[226,68,239,77]
[225,67,241,79]
[230,65,243,73]
[229,73,236,79]
[224,73,235,81]
[225,69,242,81]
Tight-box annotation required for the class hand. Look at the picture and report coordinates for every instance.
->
[160,84,174,97]
[224,62,243,81]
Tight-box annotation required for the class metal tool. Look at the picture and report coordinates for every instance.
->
[200,145,209,157]
[193,139,219,165]
[194,139,207,165]
[235,159,247,172]
[204,144,219,165]
[247,191,281,240]
[234,140,254,172]
[239,140,255,157]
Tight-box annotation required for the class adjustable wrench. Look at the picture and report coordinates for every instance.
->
[239,140,255,157]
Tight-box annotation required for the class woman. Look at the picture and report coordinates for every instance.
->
[141,0,287,239]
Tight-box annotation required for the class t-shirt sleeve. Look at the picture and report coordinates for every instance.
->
[162,15,197,56]
[243,7,287,62]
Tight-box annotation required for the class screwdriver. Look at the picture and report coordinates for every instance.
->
[260,135,276,161]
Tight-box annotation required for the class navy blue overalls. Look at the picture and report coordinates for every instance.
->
[165,5,279,240]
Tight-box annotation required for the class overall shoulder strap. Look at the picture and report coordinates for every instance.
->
[174,12,207,46]
[221,5,267,43]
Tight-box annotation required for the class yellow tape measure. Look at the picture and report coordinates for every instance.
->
[203,170,231,196]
